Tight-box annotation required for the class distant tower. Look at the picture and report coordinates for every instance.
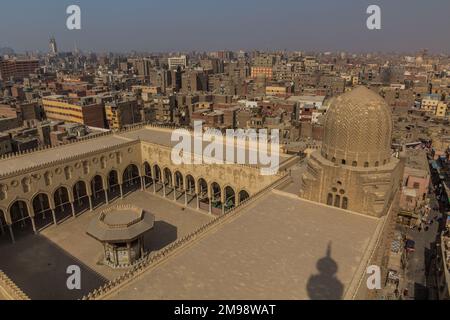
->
[49,37,58,55]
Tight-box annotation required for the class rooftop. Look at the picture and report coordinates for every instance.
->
[404,149,430,177]
[108,190,380,300]
[0,125,293,177]
[0,134,131,176]
[87,205,155,242]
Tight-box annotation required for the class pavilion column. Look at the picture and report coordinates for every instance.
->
[222,204,225,215]
[173,187,177,201]
[8,225,15,244]
[105,189,109,205]
[88,197,93,211]
[71,202,76,217]
[184,190,188,207]
[141,176,145,191]
[30,216,37,234]
[119,184,124,199]
[114,246,119,266]
[196,194,200,210]
[209,198,212,214]
[51,209,57,225]
[139,238,144,257]
[163,183,166,197]
[153,180,156,193]
[127,242,131,264]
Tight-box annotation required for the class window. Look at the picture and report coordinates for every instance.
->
[341,159,346,165]
[334,195,341,207]
[413,182,420,189]
[364,162,369,168]
[342,197,348,209]
[352,161,357,167]
[327,193,333,205]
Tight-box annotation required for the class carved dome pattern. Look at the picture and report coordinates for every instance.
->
[321,86,392,167]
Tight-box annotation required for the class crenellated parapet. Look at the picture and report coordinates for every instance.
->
[0,270,30,300]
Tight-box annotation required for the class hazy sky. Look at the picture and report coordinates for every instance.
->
[1,0,449,53]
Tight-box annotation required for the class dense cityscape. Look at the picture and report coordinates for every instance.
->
[0,35,449,303]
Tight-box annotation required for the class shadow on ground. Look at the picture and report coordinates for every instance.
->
[306,242,344,300]
[143,220,178,252]
[413,282,428,300]
[0,230,106,300]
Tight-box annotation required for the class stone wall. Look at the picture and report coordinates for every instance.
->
[0,270,29,300]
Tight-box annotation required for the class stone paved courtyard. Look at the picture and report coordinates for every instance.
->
[109,190,380,300]
[0,190,212,299]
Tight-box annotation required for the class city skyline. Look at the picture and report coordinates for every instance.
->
[0,1,449,304]
[1,0,450,54]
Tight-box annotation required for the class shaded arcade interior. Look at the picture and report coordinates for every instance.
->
[0,190,212,299]
[1,162,250,244]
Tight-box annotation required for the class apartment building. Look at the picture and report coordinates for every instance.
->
[0,58,39,80]
[42,95,106,128]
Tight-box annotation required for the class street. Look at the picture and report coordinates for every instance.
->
[403,187,445,299]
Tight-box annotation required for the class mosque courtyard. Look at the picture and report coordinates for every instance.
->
[0,190,212,299]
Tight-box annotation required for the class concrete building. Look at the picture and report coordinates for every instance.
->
[168,55,187,70]
[42,95,106,128]
[251,67,273,79]
[0,134,13,156]
[0,58,39,80]
[181,70,208,93]
[399,149,431,212]
[105,97,140,130]
[0,116,21,132]
[265,86,288,96]
[436,102,448,118]
[421,94,441,113]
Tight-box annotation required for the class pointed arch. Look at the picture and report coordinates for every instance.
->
[143,162,152,187]
[238,190,250,204]
[32,193,53,230]
[224,186,236,211]
[73,180,89,214]
[53,186,72,222]
[9,200,33,239]
[122,164,141,194]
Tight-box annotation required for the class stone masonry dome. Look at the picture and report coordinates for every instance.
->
[321,86,393,168]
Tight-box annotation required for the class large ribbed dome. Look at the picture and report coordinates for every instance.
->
[321,86,393,167]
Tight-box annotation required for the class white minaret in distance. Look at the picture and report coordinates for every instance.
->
[49,37,58,55]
